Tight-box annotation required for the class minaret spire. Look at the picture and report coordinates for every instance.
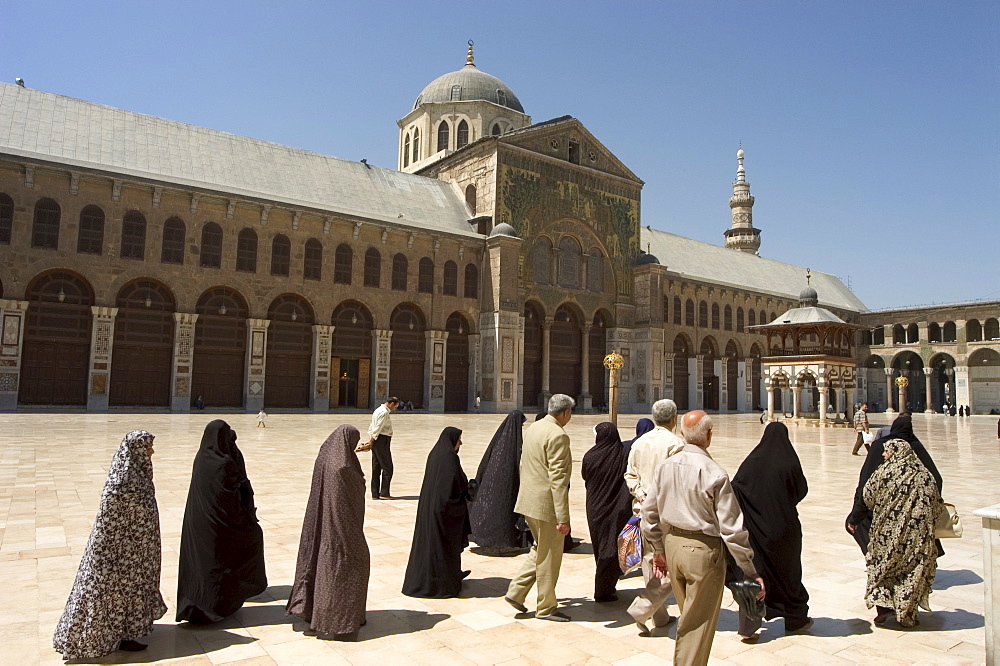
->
[724,146,761,254]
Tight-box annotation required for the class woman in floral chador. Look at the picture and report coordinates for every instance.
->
[53,430,167,659]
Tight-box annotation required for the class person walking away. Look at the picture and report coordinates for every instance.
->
[730,422,812,640]
[504,394,574,621]
[624,399,685,634]
[257,408,267,428]
[581,422,633,602]
[852,403,869,455]
[641,411,765,666]
[469,410,529,553]
[363,397,400,500]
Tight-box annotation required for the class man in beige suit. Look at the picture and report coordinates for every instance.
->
[505,394,574,622]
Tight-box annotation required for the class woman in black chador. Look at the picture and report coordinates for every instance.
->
[469,410,528,552]
[402,427,472,598]
[581,422,633,602]
[730,422,811,638]
[177,420,267,622]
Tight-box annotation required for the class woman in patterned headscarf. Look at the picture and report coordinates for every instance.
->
[287,425,369,640]
[863,438,945,628]
[53,430,167,659]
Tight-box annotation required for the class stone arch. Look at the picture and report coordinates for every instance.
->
[110,279,176,407]
[389,303,427,408]
[557,235,583,289]
[192,286,250,408]
[943,321,957,342]
[985,318,1000,341]
[523,300,546,409]
[331,300,374,409]
[550,303,583,398]
[969,348,1000,414]
[672,333,693,410]
[445,311,471,411]
[890,350,924,412]
[967,319,983,342]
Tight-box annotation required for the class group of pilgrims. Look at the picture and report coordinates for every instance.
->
[53,408,947,661]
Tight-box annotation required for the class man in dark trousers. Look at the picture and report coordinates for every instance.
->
[364,396,399,500]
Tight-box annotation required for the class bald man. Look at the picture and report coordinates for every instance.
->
[640,410,764,666]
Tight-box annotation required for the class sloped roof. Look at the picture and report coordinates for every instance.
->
[642,227,868,313]
[0,83,477,236]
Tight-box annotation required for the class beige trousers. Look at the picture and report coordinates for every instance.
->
[664,531,725,666]
[627,536,674,626]
[506,516,564,617]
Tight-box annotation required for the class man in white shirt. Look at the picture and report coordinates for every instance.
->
[364,396,399,500]
[624,399,685,634]
[641,410,764,666]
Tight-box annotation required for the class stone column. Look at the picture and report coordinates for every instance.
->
[792,385,802,418]
[425,329,447,413]
[689,356,699,411]
[579,324,592,411]
[720,357,729,413]
[695,354,705,410]
[885,368,895,413]
[664,352,675,405]
[468,332,481,411]
[371,329,392,405]
[738,359,749,412]
[973,502,1000,665]
[170,312,198,412]
[0,300,29,412]
[541,318,552,404]
[310,324,333,412]
[766,379,775,421]
[87,306,118,412]
[245,318,270,413]
[924,367,935,413]
[897,379,908,414]
[818,378,829,424]
[955,365,971,411]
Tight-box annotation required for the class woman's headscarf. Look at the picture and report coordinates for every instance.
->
[470,411,526,548]
[54,431,166,659]
[862,438,943,626]
[622,418,655,455]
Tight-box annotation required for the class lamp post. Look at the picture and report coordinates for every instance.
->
[895,375,909,414]
[604,350,624,426]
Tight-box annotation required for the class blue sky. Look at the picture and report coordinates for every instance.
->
[2,2,996,310]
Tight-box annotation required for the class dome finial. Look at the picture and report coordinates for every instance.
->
[466,40,475,67]
[806,268,811,286]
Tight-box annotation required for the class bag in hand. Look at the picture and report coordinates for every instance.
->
[727,578,766,621]
[617,516,643,574]
[934,502,963,538]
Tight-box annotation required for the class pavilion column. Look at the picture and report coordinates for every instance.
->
[766,379,775,421]
[245,318,270,413]
[170,312,198,412]
[541,318,552,403]
[87,306,118,412]
[885,368,895,413]
[579,324,592,410]
[839,385,848,421]
[0,300,29,412]
[924,367,934,413]
[792,385,802,418]
[310,324,333,412]
[818,378,829,424]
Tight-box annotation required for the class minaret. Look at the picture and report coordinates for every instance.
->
[724,146,761,254]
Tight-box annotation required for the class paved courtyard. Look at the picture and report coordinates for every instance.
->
[1,411,994,665]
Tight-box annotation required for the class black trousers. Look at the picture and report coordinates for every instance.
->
[371,435,393,498]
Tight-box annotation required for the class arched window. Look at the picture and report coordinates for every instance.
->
[736,307,744,332]
[873,327,885,345]
[364,248,381,287]
[699,301,709,328]
[77,205,105,255]
[464,263,478,298]
[161,216,185,264]
[558,236,582,288]
[496,89,507,106]
[927,322,941,342]
[450,84,461,101]
[711,304,720,329]
[673,296,682,325]
[457,120,469,148]
[685,299,695,326]
[31,198,60,249]
[723,305,732,331]
[465,184,477,213]
[770,311,776,323]
[491,123,502,136]
[200,222,223,268]
[120,210,147,260]
[334,243,352,284]
[236,228,257,272]
[443,260,458,296]
[588,249,603,291]
[271,234,291,276]
[986,318,1000,341]
[0,192,12,244]
[748,309,756,327]
[943,321,957,342]
[418,257,434,293]
[892,324,906,344]
[906,323,919,343]
[403,133,410,168]
[437,121,449,152]
[392,253,408,290]
[533,238,552,285]
[412,127,420,163]
[304,238,323,280]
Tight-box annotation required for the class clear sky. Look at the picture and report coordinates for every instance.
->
[2,2,996,310]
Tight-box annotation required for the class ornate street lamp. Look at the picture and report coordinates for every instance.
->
[604,350,625,426]
[895,375,909,413]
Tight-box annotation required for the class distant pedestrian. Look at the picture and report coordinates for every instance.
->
[257,409,267,428]
[852,403,870,455]
[194,395,205,410]
[475,394,481,413]
[363,397,400,500]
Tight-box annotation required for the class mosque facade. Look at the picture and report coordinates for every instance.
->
[1,47,997,414]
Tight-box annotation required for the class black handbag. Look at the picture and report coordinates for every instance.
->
[727,579,765,621]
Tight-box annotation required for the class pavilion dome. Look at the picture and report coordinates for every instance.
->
[799,286,819,307]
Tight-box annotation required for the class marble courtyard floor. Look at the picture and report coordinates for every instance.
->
[1,411,994,665]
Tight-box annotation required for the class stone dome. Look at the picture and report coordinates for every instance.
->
[413,50,524,113]
[635,252,660,266]
[489,222,518,238]
[799,286,819,306]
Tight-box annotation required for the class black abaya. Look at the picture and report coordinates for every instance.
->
[846,414,943,553]
[469,411,528,549]
[731,422,810,622]
[581,422,633,600]
[402,427,472,598]
[177,420,267,622]
[622,418,654,457]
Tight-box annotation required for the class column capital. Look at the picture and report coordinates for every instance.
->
[173,311,199,325]
[542,318,554,330]
[90,306,118,318]
[247,317,271,329]
[884,367,894,376]
[923,367,933,376]
[0,299,29,311]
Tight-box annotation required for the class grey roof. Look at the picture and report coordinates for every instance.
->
[758,306,853,327]
[642,227,868,313]
[0,83,479,237]
[415,64,524,113]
